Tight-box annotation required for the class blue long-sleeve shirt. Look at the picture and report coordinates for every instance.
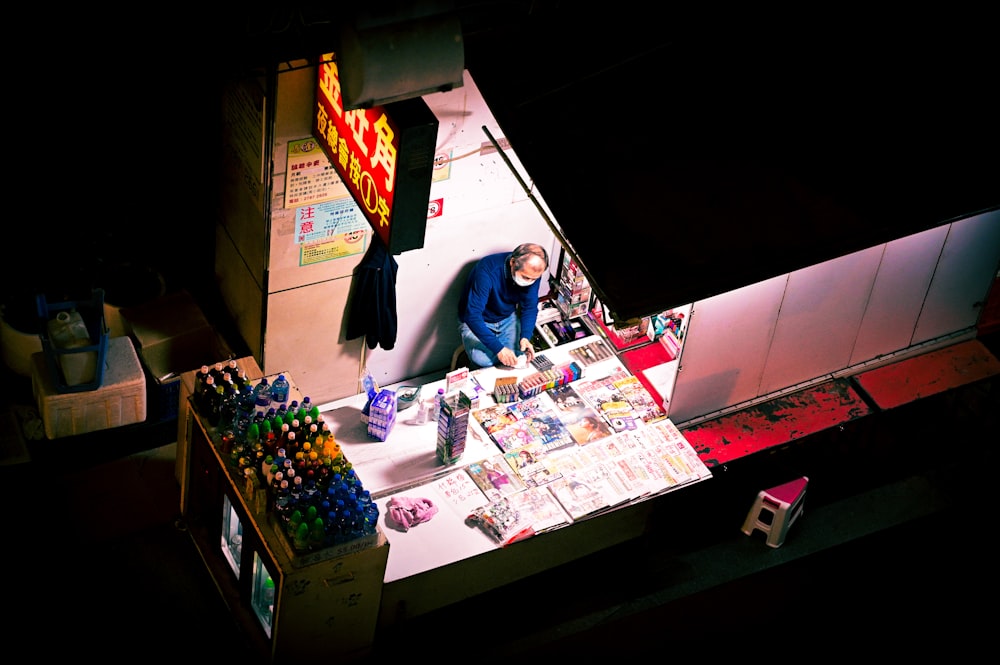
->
[458,252,541,355]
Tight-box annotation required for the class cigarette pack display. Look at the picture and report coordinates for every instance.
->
[436,392,471,464]
[367,389,397,440]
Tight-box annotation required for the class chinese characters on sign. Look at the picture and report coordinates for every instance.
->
[285,137,371,265]
[285,137,348,208]
[294,199,370,245]
[314,54,399,249]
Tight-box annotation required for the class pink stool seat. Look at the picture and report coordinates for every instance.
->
[741,476,809,548]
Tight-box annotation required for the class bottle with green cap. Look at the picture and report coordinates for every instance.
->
[293,521,310,551]
[261,576,275,618]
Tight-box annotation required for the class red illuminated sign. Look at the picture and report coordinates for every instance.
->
[314,54,397,247]
[313,53,436,254]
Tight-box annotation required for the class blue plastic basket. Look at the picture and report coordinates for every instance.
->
[36,288,110,393]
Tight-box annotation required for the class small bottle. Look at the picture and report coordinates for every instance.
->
[253,377,272,408]
[271,374,290,404]
[261,576,275,617]
[218,383,240,431]
[195,374,216,419]
[433,388,445,422]
[194,365,211,396]
[227,359,242,386]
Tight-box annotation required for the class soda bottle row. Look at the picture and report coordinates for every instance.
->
[193,364,379,553]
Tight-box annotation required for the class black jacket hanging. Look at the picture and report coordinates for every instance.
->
[345,234,399,350]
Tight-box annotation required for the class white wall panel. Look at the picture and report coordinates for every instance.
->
[265,279,365,404]
[758,246,881,394]
[913,208,1000,344]
[850,225,947,364]
[667,275,786,423]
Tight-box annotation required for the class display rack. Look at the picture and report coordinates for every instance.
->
[182,370,390,663]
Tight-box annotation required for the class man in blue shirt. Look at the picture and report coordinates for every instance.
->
[458,242,549,368]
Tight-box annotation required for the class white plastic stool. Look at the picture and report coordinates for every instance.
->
[741,476,809,548]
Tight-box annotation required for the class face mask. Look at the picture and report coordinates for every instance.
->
[511,265,537,287]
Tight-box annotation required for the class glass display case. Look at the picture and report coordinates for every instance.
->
[252,553,276,638]
[220,493,243,578]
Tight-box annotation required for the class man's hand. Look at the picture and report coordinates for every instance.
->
[519,338,535,362]
[497,347,519,367]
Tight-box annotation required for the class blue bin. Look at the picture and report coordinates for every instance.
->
[36,288,109,393]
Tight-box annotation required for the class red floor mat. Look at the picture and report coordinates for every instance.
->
[852,339,1000,410]
[680,379,873,468]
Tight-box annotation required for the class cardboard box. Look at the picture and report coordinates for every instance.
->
[273,532,390,660]
[31,336,147,439]
[121,290,233,421]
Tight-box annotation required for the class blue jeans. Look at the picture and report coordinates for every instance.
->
[459,313,519,369]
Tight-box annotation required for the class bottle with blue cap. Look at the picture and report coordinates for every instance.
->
[271,374,291,404]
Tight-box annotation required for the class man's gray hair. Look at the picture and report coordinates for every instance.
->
[511,243,549,270]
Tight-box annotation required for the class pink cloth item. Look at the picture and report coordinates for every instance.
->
[387,496,439,531]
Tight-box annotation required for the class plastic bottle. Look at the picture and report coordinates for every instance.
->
[219,383,240,431]
[253,377,272,408]
[271,374,290,404]
[194,365,211,397]
[195,374,216,419]
[293,521,310,551]
[47,309,96,385]
[204,376,224,426]
[261,576,275,616]
[433,388,446,422]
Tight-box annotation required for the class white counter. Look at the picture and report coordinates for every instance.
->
[315,335,712,622]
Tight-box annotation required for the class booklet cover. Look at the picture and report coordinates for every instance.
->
[503,442,563,487]
[505,486,572,533]
[465,454,526,502]
[546,475,613,521]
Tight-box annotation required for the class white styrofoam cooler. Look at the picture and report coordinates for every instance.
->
[31,335,147,439]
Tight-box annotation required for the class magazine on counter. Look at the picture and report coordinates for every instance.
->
[574,368,641,432]
[546,474,614,521]
[613,375,667,424]
[465,454,526,502]
[505,485,572,532]
[503,442,563,488]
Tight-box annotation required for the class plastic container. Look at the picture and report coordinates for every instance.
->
[36,288,109,393]
[47,310,95,387]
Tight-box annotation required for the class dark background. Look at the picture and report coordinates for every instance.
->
[11,3,997,325]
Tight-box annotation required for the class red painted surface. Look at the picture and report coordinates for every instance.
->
[853,339,1000,410]
[680,379,873,468]
[620,342,674,408]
